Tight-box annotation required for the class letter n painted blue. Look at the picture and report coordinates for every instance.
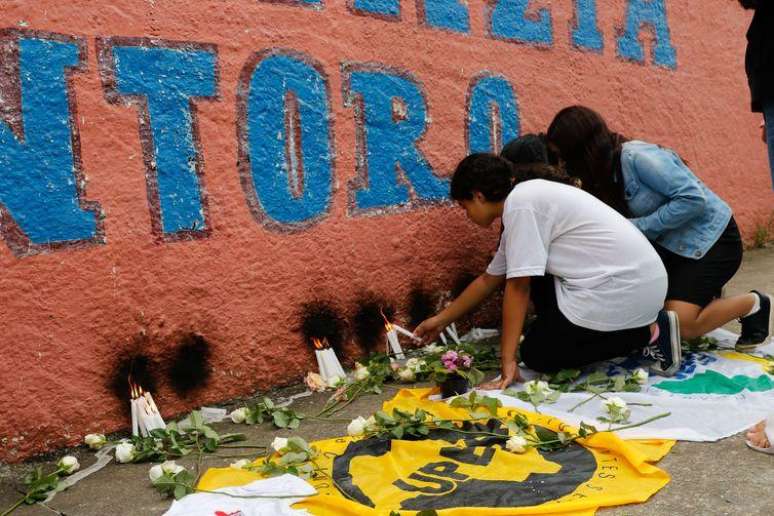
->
[344,68,448,210]
[0,35,100,249]
[617,0,677,69]
[467,75,520,154]
[240,52,333,227]
[109,43,217,235]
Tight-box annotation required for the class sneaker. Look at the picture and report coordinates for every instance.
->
[642,310,682,376]
[736,291,773,352]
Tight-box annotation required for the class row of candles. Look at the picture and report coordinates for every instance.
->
[127,315,461,431]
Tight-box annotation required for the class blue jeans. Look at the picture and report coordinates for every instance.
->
[764,99,774,189]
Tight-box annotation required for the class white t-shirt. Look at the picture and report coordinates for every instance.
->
[486,180,667,331]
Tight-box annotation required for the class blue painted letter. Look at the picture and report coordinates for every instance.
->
[573,0,603,52]
[238,52,333,227]
[107,42,217,236]
[617,0,676,69]
[344,67,448,211]
[489,0,553,46]
[350,0,400,18]
[0,35,100,253]
[421,0,470,33]
[467,75,520,154]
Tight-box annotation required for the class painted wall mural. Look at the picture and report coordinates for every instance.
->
[0,0,771,461]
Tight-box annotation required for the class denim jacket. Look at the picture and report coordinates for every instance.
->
[620,141,732,259]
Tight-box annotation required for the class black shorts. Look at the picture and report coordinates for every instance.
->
[520,275,651,373]
[655,217,743,308]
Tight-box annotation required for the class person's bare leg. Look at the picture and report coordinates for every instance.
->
[666,294,757,340]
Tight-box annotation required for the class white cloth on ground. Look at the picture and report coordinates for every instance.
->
[163,474,315,516]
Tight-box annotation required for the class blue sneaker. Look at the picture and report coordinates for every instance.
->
[642,310,681,376]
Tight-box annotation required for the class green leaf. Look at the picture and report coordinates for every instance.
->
[391,426,405,439]
[273,411,290,428]
[173,484,187,500]
[612,376,626,392]
[263,397,275,410]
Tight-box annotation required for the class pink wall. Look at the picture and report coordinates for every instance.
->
[1,0,771,461]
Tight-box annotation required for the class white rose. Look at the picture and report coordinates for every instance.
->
[230,407,247,424]
[114,442,136,463]
[354,364,370,381]
[161,460,184,476]
[57,455,80,474]
[230,459,251,470]
[327,375,343,388]
[505,435,528,454]
[365,415,378,432]
[148,464,164,483]
[271,437,289,454]
[525,380,551,396]
[423,343,444,355]
[632,368,649,385]
[398,368,416,382]
[84,433,106,450]
[603,396,628,411]
[347,416,368,436]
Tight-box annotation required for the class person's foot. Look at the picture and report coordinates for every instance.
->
[642,310,682,376]
[736,291,773,352]
[746,421,770,449]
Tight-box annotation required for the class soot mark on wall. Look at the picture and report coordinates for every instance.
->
[353,292,395,353]
[298,300,347,353]
[167,333,212,396]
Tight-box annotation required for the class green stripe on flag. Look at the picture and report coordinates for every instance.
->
[654,371,774,395]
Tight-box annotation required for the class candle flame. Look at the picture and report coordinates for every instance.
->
[312,338,328,350]
[380,308,394,332]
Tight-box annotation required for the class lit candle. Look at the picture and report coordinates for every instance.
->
[385,327,405,359]
[130,390,139,437]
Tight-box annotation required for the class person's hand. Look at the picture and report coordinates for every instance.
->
[414,316,446,345]
[478,360,521,390]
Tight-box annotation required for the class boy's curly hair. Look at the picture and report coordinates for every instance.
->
[450,153,574,202]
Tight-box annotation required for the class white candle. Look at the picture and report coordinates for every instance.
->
[136,396,150,437]
[315,349,329,380]
[324,348,346,378]
[393,324,422,342]
[439,332,448,345]
[446,325,461,345]
[144,392,166,430]
[386,329,405,359]
[130,398,139,437]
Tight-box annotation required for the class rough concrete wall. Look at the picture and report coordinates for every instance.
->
[0,0,771,461]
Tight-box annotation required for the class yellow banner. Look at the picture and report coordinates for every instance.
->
[200,389,673,515]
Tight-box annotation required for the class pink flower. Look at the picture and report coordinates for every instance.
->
[441,350,458,363]
[444,360,458,372]
[461,355,473,368]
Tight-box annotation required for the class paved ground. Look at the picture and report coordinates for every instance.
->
[1,247,773,516]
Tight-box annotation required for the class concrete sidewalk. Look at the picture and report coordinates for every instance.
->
[1,248,773,516]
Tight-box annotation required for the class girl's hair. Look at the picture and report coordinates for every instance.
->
[500,133,557,166]
[738,0,759,9]
[546,105,631,216]
[450,153,573,202]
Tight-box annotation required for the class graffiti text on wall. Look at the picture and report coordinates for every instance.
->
[0,1,677,255]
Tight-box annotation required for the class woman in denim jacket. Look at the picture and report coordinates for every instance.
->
[546,106,771,352]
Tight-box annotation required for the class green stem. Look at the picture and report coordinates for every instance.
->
[219,445,267,449]
[568,392,602,412]
[608,412,670,432]
[0,496,26,516]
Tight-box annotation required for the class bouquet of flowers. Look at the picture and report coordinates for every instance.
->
[427,348,485,397]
